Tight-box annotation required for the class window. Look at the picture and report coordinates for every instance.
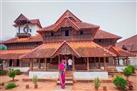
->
[65,30,69,36]
[80,30,83,35]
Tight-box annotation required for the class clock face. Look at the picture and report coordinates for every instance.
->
[23,25,30,33]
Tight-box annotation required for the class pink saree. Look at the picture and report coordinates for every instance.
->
[58,62,65,89]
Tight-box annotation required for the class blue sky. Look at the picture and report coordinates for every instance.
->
[0,0,136,41]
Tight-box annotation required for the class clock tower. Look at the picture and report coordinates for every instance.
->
[14,14,42,38]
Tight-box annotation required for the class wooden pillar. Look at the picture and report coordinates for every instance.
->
[126,57,128,65]
[50,58,52,69]
[87,57,90,71]
[58,55,60,64]
[72,56,75,71]
[44,58,47,71]
[99,57,101,69]
[118,58,120,66]
[104,57,106,71]
[114,57,116,67]
[30,59,33,71]
[94,57,96,69]
[38,59,41,69]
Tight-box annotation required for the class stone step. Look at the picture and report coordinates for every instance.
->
[57,80,73,85]
[57,77,73,81]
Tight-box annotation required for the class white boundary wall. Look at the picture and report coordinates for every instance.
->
[29,71,59,79]
[73,72,108,80]
[116,66,126,72]
[8,67,29,72]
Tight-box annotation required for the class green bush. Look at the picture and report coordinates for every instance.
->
[94,77,101,90]
[0,70,7,75]
[15,69,21,75]
[123,67,132,80]
[127,65,135,73]
[5,82,16,89]
[32,75,38,85]
[8,69,16,81]
[113,76,127,91]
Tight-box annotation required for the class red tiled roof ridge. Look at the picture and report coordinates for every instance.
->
[55,10,82,25]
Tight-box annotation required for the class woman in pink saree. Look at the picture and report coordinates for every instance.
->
[58,59,66,89]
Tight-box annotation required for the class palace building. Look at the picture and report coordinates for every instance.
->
[0,10,135,79]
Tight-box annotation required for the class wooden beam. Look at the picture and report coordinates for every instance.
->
[87,57,90,71]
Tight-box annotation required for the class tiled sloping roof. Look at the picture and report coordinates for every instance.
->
[14,14,42,28]
[67,41,116,57]
[30,19,42,28]
[21,41,116,59]
[14,14,29,23]
[2,34,42,44]
[108,46,135,57]
[75,22,99,29]
[117,34,137,52]
[55,10,82,24]
[94,30,121,39]
[38,10,99,32]
[0,49,31,59]
[21,42,63,59]
[39,22,99,32]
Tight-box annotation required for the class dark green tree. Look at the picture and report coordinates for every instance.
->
[113,76,127,91]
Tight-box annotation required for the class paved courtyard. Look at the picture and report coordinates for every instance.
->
[0,71,137,91]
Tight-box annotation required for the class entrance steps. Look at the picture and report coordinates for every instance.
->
[57,71,73,85]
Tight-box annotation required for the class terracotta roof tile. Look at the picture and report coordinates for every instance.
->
[108,46,135,57]
[0,49,31,59]
[21,42,62,58]
[2,34,42,44]
[38,10,99,32]
[67,41,116,57]
[21,41,116,59]
[30,19,42,28]
[75,22,99,29]
[14,14,29,23]
[117,34,137,52]
[94,30,121,39]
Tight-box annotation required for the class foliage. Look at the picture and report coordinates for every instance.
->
[8,69,16,81]
[123,67,132,78]
[5,82,16,89]
[0,45,7,50]
[94,77,101,90]
[127,65,135,73]
[32,75,38,85]
[15,69,21,75]
[113,76,127,91]
[0,70,7,75]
